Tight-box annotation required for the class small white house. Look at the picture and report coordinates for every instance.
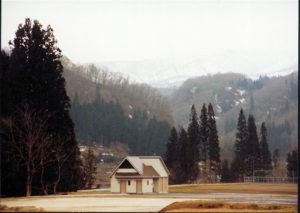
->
[110,156,169,194]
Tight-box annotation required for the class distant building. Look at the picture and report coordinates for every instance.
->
[110,156,169,194]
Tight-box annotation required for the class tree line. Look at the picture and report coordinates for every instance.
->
[165,103,221,184]
[165,105,297,183]
[217,109,297,182]
[229,109,272,181]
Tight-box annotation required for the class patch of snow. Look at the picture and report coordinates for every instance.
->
[190,86,197,94]
[214,94,218,102]
[234,93,239,96]
[237,89,246,95]
[225,86,232,91]
[215,116,220,120]
[128,105,133,110]
[237,89,246,96]
[128,114,133,119]
[239,98,246,103]
[267,111,270,115]
[216,104,222,113]
[234,100,240,106]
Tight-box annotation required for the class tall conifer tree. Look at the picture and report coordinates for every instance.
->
[177,127,189,183]
[187,105,200,182]
[231,109,248,181]
[165,127,178,168]
[246,114,260,176]
[1,18,83,196]
[207,103,220,181]
[199,104,209,169]
[259,122,272,173]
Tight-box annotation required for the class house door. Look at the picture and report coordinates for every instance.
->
[136,180,142,194]
[120,180,126,193]
[153,178,159,193]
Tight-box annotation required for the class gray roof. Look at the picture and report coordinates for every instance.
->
[110,156,170,178]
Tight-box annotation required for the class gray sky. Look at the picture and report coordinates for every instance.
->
[2,0,298,64]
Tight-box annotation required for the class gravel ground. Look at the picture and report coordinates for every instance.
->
[0,193,297,212]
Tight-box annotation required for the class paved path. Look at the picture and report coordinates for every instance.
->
[0,193,297,212]
[1,196,193,212]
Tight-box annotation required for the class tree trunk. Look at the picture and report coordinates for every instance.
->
[40,168,48,195]
[26,166,32,196]
[53,165,61,194]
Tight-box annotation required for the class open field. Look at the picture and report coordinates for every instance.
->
[0,183,297,212]
[160,200,297,212]
[169,183,297,194]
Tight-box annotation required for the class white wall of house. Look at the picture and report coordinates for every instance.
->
[116,168,137,173]
[110,175,120,193]
[142,179,153,193]
[126,180,136,193]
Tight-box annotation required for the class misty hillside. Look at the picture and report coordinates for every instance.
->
[61,55,297,159]
[169,72,298,160]
[62,57,173,124]
[61,57,173,155]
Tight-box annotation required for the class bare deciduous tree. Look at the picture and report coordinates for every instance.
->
[1,105,52,196]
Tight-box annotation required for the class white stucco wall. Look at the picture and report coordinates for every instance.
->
[116,168,137,173]
[110,175,120,193]
[142,179,153,193]
[126,180,136,193]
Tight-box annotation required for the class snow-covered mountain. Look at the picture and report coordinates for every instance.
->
[95,50,297,88]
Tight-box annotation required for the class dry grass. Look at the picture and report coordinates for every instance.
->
[160,200,297,212]
[0,204,44,212]
[169,183,297,194]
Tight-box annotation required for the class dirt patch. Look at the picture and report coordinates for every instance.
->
[169,183,297,195]
[0,204,44,212]
[160,200,297,212]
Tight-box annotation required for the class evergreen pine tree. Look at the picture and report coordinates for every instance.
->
[177,127,189,183]
[220,160,231,183]
[199,104,209,174]
[164,127,179,184]
[186,105,200,182]
[231,109,248,181]
[246,114,260,176]
[1,18,83,196]
[165,127,178,168]
[286,149,298,178]
[207,103,220,182]
[259,122,272,174]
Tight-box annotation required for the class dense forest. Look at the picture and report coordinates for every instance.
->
[70,87,171,155]
[165,104,297,184]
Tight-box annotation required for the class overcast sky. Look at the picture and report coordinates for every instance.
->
[2,0,298,64]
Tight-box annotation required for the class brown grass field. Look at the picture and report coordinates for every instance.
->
[169,183,297,194]
[160,200,297,212]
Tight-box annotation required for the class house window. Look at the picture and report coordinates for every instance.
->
[128,180,131,186]
[147,180,149,185]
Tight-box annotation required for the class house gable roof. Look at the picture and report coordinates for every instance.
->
[110,156,170,178]
[139,156,170,176]
[110,157,142,177]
